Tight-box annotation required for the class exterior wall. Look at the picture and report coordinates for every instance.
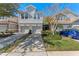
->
[63,24,72,29]
[0,25,7,32]
[72,25,79,30]
[8,23,18,32]
[71,20,79,29]
[72,20,79,30]
[0,17,18,32]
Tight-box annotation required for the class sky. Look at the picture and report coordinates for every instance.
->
[18,3,79,16]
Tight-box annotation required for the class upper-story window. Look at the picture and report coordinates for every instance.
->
[37,12,42,19]
[27,7,34,12]
[28,14,32,19]
[26,5,35,13]
[34,15,36,19]
[34,13,36,19]
[25,13,28,19]
[38,14,40,19]
[21,14,24,19]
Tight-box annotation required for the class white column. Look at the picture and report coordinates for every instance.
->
[24,13,25,19]
[36,14,38,19]
[18,24,21,33]
[28,13,29,19]
[17,14,20,33]
[19,14,21,19]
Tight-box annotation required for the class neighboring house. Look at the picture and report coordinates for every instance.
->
[0,17,18,32]
[0,5,43,34]
[51,8,79,31]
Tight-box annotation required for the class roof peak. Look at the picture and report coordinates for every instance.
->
[52,8,78,17]
[26,5,36,9]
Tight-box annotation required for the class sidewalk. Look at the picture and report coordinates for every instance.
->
[47,51,79,56]
[1,51,79,56]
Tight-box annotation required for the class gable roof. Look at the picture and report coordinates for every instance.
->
[52,8,79,24]
[52,8,78,17]
[62,8,78,17]
[17,5,36,14]
[26,5,36,9]
[26,5,36,12]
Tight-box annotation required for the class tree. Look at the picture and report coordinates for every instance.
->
[43,16,53,30]
[44,4,65,35]
[43,4,60,34]
[0,3,19,16]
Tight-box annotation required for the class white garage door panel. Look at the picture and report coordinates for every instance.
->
[0,25,7,32]
[20,26,29,33]
[32,26,42,34]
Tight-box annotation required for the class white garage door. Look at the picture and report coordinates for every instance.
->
[32,26,42,34]
[0,25,7,32]
[20,26,29,33]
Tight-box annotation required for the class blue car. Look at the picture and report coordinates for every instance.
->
[60,29,79,40]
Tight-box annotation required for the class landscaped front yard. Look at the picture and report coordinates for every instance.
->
[42,30,79,51]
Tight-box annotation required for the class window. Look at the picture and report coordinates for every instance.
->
[25,13,28,19]
[38,13,40,19]
[34,13,36,19]
[34,16,36,19]
[21,14,24,19]
[28,14,32,19]
[27,6,35,12]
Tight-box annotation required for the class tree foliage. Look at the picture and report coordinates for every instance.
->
[0,3,19,16]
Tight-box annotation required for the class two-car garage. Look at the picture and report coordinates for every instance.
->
[19,23,42,34]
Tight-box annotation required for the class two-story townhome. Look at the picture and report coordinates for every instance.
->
[18,5,43,34]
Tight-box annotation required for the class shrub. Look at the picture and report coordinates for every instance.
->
[52,34,62,40]
[42,30,52,36]
[42,30,62,48]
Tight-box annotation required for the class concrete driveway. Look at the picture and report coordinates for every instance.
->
[6,34,47,56]
[0,34,24,49]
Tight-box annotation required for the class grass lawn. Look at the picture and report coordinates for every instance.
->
[42,30,79,51]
